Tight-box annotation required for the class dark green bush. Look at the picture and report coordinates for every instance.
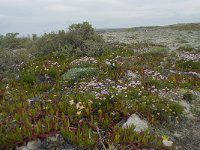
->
[145,47,168,57]
[32,22,105,57]
[183,91,194,103]
[62,67,99,81]
[48,69,59,79]
[177,46,194,52]
[65,22,105,57]
[0,48,30,79]
[177,60,200,71]
[144,77,174,89]
[21,73,37,85]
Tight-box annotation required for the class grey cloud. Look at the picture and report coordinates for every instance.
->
[0,0,199,35]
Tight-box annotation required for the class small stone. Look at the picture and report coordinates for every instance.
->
[27,97,39,105]
[174,131,182,138]
[163,140,173,147]
[122,113,148,132]
[27,139,41,150]
[126,70,138,80]
[16,146,28,150]
[45,74,51,80]
[48,135,57,142]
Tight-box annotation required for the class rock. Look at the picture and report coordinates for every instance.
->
[27,139,41,150]
[48,135,57,142]
[46,134,66,149]
[27,97,40,105]
[16,146,28,150]
[16,74,20,80]
[16,135,77,150]
[162,140,173,147]
[47,134,62,142]
[105,60,111,65]
[45,74,51,80]
[126,70,138,80]
[122,113,148,132]
[174,131,182,138]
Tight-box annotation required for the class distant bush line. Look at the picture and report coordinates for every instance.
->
[0,22,106,79]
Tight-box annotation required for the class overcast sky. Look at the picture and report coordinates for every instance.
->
[0,0,200,35]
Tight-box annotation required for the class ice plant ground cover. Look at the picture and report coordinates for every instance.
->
[0,44,199,150]
[0,23,200,149]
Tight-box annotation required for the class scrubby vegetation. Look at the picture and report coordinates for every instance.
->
[0,22,105,80]
[0,22,199,149]
[168,23,200,31]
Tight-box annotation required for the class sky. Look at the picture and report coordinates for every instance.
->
[0,0,200,35]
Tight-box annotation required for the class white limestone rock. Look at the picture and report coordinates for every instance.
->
[122,113,148,132]
[127,70,138,80]
[27,139,41,150]
[163,140,173,147]
[16,146,28,150]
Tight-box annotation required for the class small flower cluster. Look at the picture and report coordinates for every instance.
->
[177,52,200,62]
[158,88,181,100]
[144,69,168,80]
[105,56,123,67]
[147,85,158,93]
[69,100,86,115]
[70,57,97,66]
[146,84,181,100]
[76,78,142,100]
[133,47,149,53]
[12,61,25,69]
[42,60,61,71]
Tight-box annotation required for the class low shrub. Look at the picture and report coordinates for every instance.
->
[177,60,200,71]
[146,47,168,57]
[183,91,194,103]
[177,46,194,52]
[32,22,106,57]
[62,67,99,81]
[144,77,174,89]
[48,69,59,79]
[21,72,37,85]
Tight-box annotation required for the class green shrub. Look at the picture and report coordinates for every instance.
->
[21,73,37,85]
[48,69,59,79]
[138,96,184,122]
[146,47,168,57]
[0,48,31,79]
[144,77,174,89]
[66,22,105,57]
[177,46,194,52]
[52,45,73,58]
[169,102,184,115]
[32,22,106,57]
[140,47,168,66]
[183,91,194,103]
[62,67,99,81]
[177,60,200,71]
